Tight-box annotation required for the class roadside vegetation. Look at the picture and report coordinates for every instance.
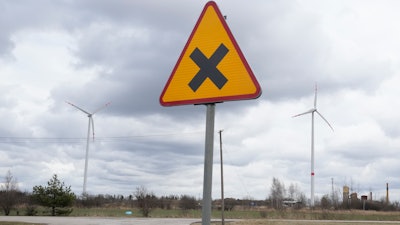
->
[1,171,400,222]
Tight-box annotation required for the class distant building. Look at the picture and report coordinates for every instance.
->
[342,186,349,208]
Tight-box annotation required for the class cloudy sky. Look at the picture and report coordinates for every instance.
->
[1,0,400,203]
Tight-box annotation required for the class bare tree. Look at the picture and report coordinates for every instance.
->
[269,177,286,209]
[320,194,331,209]
[134,186,156,217]
[288,183,296,200]
[179,195,198,210]
[287,182,306,208]
[0,170,19,215]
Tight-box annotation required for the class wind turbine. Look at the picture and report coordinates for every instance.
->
[66,101,111,195]
[293,85,333,208]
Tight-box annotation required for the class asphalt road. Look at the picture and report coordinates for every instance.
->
[0,216,200,225]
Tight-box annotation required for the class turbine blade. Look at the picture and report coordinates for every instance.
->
[93,102,111,114]
[314,84,317,108]
[66,101,91,115]
[293,109,315,118]
[316,110,334,131]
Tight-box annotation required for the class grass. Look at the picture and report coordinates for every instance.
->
[231,221,400,225]
[4,207,400,223]
[70,207,130,217]
[68,207,271,218]
[69,207,400,222]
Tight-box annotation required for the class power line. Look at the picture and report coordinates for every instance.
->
[0,131,204,144]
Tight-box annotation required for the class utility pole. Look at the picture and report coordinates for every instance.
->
[331,178,335,207]
[218,129,225,225]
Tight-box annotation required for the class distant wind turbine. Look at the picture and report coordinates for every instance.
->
[293,85,333,208]
[66,101,111,195]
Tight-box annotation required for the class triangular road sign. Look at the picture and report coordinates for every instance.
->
[160,1,262,106]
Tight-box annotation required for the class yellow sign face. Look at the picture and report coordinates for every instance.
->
[160,1,261,106]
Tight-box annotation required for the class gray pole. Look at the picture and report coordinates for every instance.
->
[202,103,215,225]
[83,116,91,196]
[218,130,225,225]
[310,111,315,208]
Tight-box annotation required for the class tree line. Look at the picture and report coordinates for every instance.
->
[1,171,399,217]
[0,171,214,217]
[0,171,266,217]
[0,172,75,216]
[268,177,400,211]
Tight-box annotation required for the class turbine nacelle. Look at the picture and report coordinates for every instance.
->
[292,108,316,118]
[293,85,333,131]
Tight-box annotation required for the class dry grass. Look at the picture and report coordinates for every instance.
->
[193,209,400,225]
[231,220,400,225]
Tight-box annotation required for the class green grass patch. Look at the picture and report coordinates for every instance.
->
[70,207,131,217]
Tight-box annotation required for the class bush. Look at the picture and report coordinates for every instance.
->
[25,205,38,216]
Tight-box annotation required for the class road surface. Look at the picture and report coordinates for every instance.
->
[0,216,200,225]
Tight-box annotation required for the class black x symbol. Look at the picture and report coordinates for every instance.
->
[188,43,229,92]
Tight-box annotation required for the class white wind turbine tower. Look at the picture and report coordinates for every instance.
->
[66,101,111,196]
[293,85,333,208]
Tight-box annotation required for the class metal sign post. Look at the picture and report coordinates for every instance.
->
[202,103,215,225]
[160,2,261,225]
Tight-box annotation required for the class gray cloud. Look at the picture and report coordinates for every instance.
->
[1,0,400,201]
